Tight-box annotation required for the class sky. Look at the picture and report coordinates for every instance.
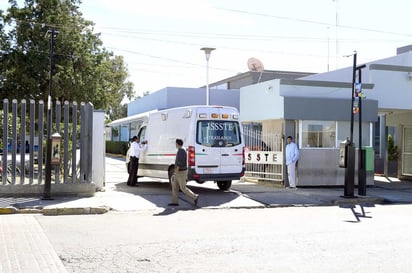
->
[2,0,412,100]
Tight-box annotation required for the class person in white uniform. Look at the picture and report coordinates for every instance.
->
[285,136,299,189]
[127,136,147,186]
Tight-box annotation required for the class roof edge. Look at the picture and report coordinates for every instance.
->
[280,79,374,89]
[369,64,412,72]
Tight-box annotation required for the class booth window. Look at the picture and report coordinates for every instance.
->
[301,120,336,148]
[337,121,372,148]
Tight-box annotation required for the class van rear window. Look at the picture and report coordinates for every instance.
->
[196,121,242,147]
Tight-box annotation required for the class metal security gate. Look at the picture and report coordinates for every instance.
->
[243,128,284,182]
[0,98,94,196]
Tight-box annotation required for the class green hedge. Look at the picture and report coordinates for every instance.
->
[106,141,129,155]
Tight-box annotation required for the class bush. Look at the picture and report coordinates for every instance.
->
[388,134,398,161]
[106,141,129,155]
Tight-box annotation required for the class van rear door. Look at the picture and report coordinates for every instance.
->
[195,114,243,177]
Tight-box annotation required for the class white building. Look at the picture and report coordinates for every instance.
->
[240,45,412,185]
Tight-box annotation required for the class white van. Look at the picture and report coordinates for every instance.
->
[135,105,245,190]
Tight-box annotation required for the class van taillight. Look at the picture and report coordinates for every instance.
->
[188,146,195,166]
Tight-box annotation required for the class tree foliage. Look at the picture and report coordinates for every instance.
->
[388,134,398,161]
[0,111,20,148]
[0,0,134,120]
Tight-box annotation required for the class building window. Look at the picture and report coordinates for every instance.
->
[301,120,336,148]
[337,121,372,148]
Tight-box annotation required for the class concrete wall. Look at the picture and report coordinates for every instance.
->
[299,51,412,111]
[368,66,412,110]
[279,79,374,100]
[128,89,168,116]
[386,112,412,126]
[301,51,412,84]
[298,148,374,186]
[262,120,283,135]
[128,87,240,116]
[284,97,378,122]
[240,79,284,122]
[92,111,106,190]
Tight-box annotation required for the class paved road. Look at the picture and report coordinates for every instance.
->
[2,155,412,272]
[36,204,412,273]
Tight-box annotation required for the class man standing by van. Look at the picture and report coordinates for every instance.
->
[127,136,147,187]
[168,139,199,207]
[285,136,299,189]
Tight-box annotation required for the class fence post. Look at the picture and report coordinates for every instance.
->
[54,100,61,184]
[29,99,35,184]
[71,102,78,183]
[11,99,17,184]
[1,99,8,185]
[38,100,44,185]
[86,103,93,183]
[19,99,26,184]
[63,101,70,183]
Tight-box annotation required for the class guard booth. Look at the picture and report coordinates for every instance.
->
[240,78,378,186]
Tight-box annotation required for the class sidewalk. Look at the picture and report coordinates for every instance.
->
[0,155,411,214]
[0,215,68,273]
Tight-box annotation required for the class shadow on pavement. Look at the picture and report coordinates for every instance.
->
[112,179,240,213]
[339,203,375,223]
[4,195,87,209]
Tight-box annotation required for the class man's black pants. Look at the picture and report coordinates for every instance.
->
[127,157,139,186]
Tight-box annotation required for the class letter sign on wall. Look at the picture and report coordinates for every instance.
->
[245,151,283,164]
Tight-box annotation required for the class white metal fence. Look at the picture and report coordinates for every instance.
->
[0,99,94,195]
[243,128,284,182]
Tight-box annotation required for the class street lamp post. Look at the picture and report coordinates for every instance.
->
[43,28,58,200]
[356,64,366,196]
[200,47,215,106]
[342,51,357,198]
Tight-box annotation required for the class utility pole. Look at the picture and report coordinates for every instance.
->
[343,51,357,198]
[357,65,367,195]
[43,28,58,200]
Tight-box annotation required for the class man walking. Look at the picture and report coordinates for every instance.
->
[285,135,299,189]
[168,139,199,207]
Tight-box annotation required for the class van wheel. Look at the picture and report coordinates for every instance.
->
[168,167,175,189]
[217,180,232,191]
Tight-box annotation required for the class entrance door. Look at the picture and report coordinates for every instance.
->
[402,126,412,176]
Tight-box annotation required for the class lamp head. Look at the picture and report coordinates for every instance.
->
[200,47,215,61]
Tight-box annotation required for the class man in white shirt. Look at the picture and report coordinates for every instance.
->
[127,136,147,187]
[285,136,299,189]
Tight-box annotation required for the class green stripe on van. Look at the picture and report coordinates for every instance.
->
[147,153,175,157]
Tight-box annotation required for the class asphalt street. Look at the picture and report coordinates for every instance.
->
[35,205,412,273]
[1,155,412,273]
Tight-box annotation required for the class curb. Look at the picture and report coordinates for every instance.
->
[0,206,110,215]
[333,196,385,206]
[42,206,110,216]
[0,207,18,214]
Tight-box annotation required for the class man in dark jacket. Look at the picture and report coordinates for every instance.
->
[168,138,199,207]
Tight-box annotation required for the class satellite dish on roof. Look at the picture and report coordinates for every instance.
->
[247,57,264,72]
[247,58,264,83]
